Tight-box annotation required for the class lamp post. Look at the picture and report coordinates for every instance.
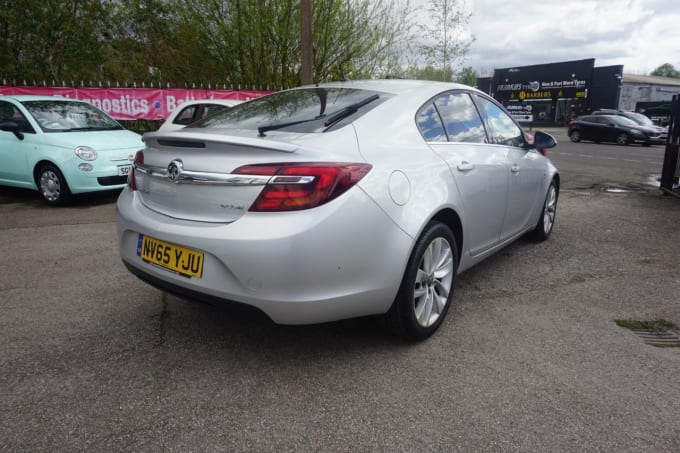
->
[300,0,313,85]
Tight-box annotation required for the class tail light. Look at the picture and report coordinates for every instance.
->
[233,162,372,211]
[127,150,144,190]
[539,148,547,156]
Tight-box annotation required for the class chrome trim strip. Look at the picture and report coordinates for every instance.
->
[134,163,316,186]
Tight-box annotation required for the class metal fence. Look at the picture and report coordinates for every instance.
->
[661,95,680,194]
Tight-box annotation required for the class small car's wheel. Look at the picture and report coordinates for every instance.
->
[379,221,458,340]
[616,133,630,145]
[37,163,71,206]
[569,130,581,142]
[529,180,558,241]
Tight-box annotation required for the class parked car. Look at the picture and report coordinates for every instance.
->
[157,99,243,132]
[592,109,668,142]
[0,95,142,205]
[117,80,559,340]
[568,114,665,146]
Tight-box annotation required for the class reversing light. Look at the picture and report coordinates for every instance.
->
[127,150,145,190]
[233,162,372,211]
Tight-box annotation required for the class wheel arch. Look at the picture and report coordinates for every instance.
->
[429,207,463,267]
[33,159,62,187]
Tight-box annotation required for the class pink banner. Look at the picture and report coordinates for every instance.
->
[0,87,271,120]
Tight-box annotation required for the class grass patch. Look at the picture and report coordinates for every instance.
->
[615,319,676,332]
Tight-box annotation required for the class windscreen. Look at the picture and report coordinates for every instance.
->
[24,100,123,132]
[189,87,388,134]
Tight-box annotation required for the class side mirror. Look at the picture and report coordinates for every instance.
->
[0,121,25,140]
[532,131,556,155]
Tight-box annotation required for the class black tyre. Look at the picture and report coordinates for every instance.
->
[569,130,581,142]
[529,181,558,241]
[379,221,458,340]
[616,133,630,145]
[37,163,71,206]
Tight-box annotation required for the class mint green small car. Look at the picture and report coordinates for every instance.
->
[0,95,143,205]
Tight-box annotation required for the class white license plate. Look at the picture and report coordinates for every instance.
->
[118,165,132,176]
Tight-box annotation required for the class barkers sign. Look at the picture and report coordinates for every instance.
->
[0,87,270,120]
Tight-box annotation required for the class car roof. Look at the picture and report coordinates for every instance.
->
[299,79,476,97]
[0,94,78,102]
[174,99,243,108]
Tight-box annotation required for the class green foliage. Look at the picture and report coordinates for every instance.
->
[419,0,474,81]
[650,63,680,79]
[0,0,475,89]
[456,66,477,86]
[0,0,112,82]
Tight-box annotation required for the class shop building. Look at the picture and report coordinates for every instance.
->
[619,74,680,126]
[477,59,623,126]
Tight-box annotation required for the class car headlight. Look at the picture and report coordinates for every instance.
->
[75,146,97,161]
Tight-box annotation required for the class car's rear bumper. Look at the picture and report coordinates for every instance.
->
[117,187,414,325]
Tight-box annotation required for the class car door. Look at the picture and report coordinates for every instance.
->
[473,95,543,241]
[0,100,35,185]
[590,116,614,142]
[578,116,599,141]
[418,91,509,255]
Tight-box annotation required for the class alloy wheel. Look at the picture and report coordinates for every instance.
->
[543,184,557,234]
[413,237,454,328]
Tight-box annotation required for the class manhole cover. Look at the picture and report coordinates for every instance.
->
[603,186,641,193]
[615,319,680,348]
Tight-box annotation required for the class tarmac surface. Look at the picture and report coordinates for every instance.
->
[1,144,679,451]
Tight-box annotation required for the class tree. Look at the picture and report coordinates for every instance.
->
[0,0,112,83]
[418,0,474,82]
[456,66,477,86]
[650,63,680,79]
[0,0,415,88]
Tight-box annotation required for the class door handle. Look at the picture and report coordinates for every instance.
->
[457,161,474,172]
[511,164,520,173]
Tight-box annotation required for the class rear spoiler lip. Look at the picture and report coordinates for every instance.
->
[142,130,300,154]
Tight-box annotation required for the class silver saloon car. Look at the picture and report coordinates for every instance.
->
[117,79,559,340]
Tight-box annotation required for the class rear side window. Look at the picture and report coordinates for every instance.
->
[416,91,487,143]
[474,95,525,148]
[416,103,447,142]
[433,93,486,143]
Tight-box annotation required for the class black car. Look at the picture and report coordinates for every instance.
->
[568,114,665,146]
[592,109,668,141]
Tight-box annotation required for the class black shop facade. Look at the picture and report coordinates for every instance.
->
[476,59,623,126]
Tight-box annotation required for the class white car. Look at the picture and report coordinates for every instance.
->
[157,99,242,132]
[118,80,559,340]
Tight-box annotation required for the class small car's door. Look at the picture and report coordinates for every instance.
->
[0,101,34,185]
[473,95,543,241]
[418,91,509,255]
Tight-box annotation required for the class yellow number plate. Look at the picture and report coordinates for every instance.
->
[137,234,204,278]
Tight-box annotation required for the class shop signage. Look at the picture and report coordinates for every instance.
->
[0,86,270,120]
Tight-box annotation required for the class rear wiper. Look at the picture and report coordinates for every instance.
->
[258,116,324,137]
[323,94,379,130]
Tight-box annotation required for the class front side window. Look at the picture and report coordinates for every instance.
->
[474,95,525,148]
[174,105,198,125]
[0,101,34,133]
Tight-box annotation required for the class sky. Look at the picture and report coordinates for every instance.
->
[418,0,680,76]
